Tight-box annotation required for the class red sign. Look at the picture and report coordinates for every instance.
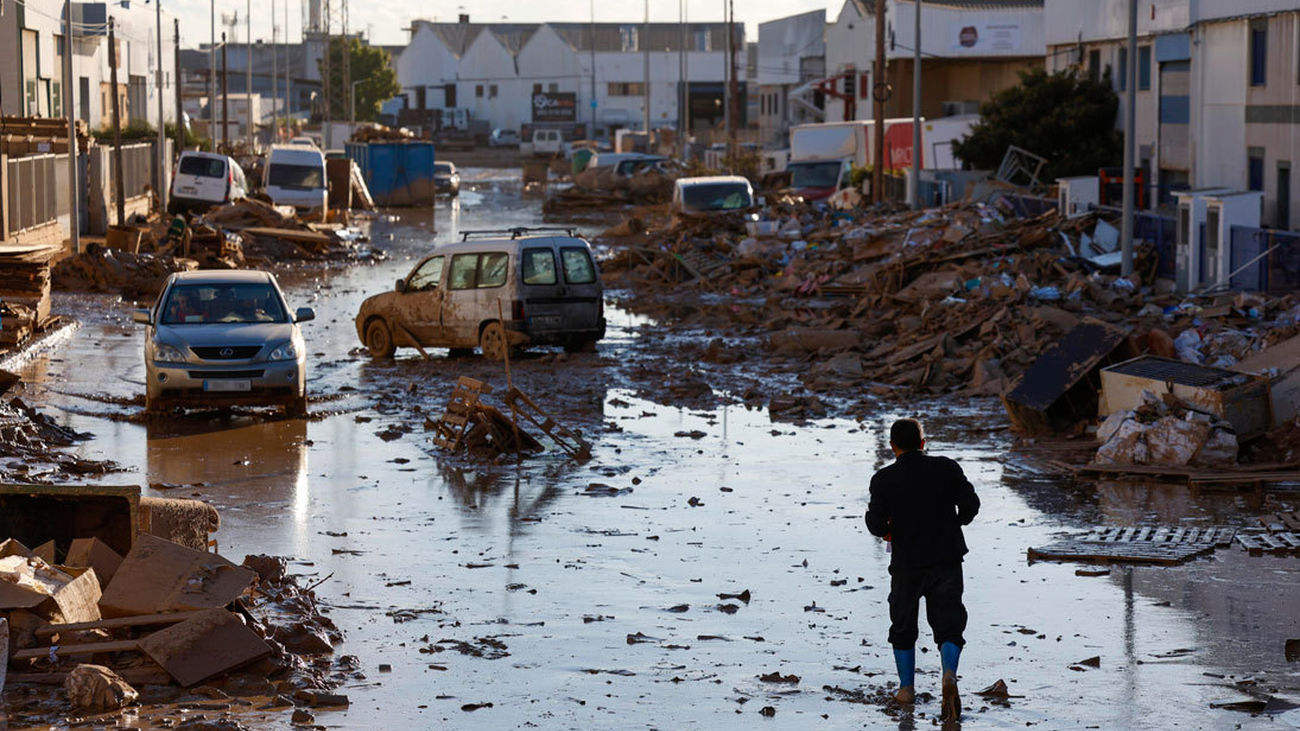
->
[883,121,922,171]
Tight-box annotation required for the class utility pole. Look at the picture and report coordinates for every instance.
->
[641,0,649,134]
[109,18,126,227]
[285,0,291,129]
[871,0,885,203]
[723,0,730,153]
[221,32,229,153]
[910,0,920,209]
[210,0,216,151]
[174,19,184,157]
[680,0,688,159]
[1120,0,1137,276]
[272,0,278,140]
[156,0,167,211]
[677,0,684,157]
[592,0,600,137]
[246,0,253,152]
[63,0,80,252]
[342,0,351,140]
[727,0,738,163]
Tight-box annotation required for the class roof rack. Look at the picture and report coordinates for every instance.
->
[460,227,578,242]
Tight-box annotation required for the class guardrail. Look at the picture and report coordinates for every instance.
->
[3,152,69,237]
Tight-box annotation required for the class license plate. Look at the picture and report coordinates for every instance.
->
[180,186,198,194]
[203,379,251,392]
[531,315,562,328]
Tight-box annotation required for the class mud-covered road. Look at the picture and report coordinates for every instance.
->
[6,170,1300,729]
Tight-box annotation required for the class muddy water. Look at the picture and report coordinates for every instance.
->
[8,171,1300,729]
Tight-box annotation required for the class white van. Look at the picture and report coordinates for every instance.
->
[532,128,564,158]
[169,151,248,214]
[264,145,328,212]
[672,175,755,215]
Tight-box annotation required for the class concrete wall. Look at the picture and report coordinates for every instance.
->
[757,10,826,87]
[1241,12,1300,229]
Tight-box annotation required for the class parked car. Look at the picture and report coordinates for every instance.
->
[133,269,315,416]
[489,128,520,148]
[531,128,564,158]
[434,161,460,197]
[355,231,606,359]
[289,135,321,148]
[169,151,248,214]
[264,144,329,213]
[672,175,755,215]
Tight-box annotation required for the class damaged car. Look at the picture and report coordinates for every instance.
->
[134,270,315,416]
[355,229,606,359]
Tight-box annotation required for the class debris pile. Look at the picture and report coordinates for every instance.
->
[0,245,59,347]
[0,396,116,479]
[0,512,344,723]
[52,243,197,299]
[429,377,590,461]
[544,163,679,213]
[1095,391,1239,467]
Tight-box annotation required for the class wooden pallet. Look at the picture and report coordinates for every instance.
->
[430,377,493,451]
[672,250,730,282]
[502,386,591,461]
[1027,525,1234,565]
[1259,511,1300,533]
[1236,531,1300,557]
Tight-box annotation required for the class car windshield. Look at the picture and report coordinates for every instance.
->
[790,162,842,189]
[435,163,454,174]
[178,156,225,178]
[161,283,288,325]
[267,163,323,189]
[682,183,752,211]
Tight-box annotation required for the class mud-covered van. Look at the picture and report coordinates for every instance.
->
[354,228,605,359]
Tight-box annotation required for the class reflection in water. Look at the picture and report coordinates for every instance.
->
[146,416,310,549]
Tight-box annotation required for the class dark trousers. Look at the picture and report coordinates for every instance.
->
[887,562,967,650]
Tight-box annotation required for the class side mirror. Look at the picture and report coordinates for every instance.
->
[295,307,316,323]
[395,278,407,293]
[132,309,152,325]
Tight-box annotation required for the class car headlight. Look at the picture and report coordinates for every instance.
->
[154,344,187,363]
[267,341,299,361]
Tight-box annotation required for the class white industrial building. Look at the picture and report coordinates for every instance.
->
[1045,0,1298,230]
[394,19,744,136]
[756,10,826,148]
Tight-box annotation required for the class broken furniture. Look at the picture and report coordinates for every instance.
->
[1002,319,1138,435]
[503,387,592,461]
[1099,356,1273,441]
[431,377,495,451]
[431,378,589,461]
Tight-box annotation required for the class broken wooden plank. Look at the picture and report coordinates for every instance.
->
[36,610,205,638]
[98,535,255,619]
[137,608,271,687]
[12,638,141,660]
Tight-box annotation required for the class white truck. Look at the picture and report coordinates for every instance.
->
[786,115,977,200]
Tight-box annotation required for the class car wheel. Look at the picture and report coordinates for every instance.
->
[365,318,396,358]
[479,322,508,361]
[285,392,308,418]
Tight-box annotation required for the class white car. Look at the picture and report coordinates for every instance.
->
[169,151,248,214]
[489,128,521,148]
[134,270,315,416]
[264,144,329,213]
[532,128,564,158]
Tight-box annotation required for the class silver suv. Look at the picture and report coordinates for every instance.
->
[134,270,315,416]
[355,229,605,359]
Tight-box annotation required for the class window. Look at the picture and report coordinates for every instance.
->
[161,283,287,325]
[407,256,444,291]
[1248,148,1265,192]
[449,252,509,290]
[1088,49,1101,83]
[267,163,323,189]
[1138,46,1151,90]
[619,25,639,52]
[521,248,557,285]
[607,82,645,97]
[1118,47,1127,91]
[1250,19,1267,86]
[560,247,596,284]
[533,83,542,94]
[693,29,711,52]
[489,84,498,99]
[475,85,484,98]
[548,83,558,93]
[179,155,227,177]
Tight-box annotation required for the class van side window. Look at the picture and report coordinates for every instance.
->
[477,252,509,288]
[521,248,557,285]
[560,247,596,284]
[407,256,444,291]
[449,254,479,289]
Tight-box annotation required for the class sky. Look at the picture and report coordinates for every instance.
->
[168,0,841,51]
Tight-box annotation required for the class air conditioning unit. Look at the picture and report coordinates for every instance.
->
[1056,176,1099,218]
[1172,187,1231,292]
[1201,190,1263,290]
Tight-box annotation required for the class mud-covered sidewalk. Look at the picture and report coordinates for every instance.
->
[4,172,1300,729]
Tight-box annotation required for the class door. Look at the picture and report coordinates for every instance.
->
[444,251,510,346]
[557,243,602,331]
[401,255,445,344]
[1278,164,1291,231]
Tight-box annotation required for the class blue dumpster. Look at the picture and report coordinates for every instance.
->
[344,141,437,207]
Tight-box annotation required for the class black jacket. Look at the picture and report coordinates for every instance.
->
[865,450,979,571]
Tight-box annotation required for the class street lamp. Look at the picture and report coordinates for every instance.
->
[350,79,365,129]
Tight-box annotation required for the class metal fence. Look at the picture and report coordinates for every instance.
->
[1229,226,1300,294]
[4,153,68,235]
[115,142,153,202]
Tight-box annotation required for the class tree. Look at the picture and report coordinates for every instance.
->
[952,67,1123,182]
[318,37,401,122]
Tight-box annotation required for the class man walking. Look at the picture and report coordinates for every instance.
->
[865,418,979,722]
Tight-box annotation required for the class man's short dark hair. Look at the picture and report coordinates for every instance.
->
[890,419,924,451]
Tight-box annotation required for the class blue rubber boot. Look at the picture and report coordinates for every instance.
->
[940,641,961,675]
[893,648,916,703]
[940,642,962,721]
